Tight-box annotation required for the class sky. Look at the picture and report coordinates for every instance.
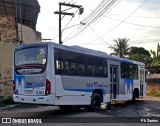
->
[36,0,160,55]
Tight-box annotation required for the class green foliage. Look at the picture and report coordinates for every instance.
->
[0,96,14,105]
[109,38,130,58]
[128,47,153,66]
[2,104,39,111]
[129,54,152,66]
[147,90,160,97]
[150,50,160,66]
[129,47,150,56]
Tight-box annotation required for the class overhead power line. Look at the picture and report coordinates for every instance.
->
[75,0,118,35]
[62,9,79,33]
[83,16,111,46]
[64,0,121,42]
[103,15,160,28]
[107,13,160,18]
[87,0,149,44]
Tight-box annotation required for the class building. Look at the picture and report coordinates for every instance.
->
[157,43,160,58]
[0,0,41,98]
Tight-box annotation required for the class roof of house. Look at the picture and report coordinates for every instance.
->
[0,0,40,29]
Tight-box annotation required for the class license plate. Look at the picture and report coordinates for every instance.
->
[25,90,33,94]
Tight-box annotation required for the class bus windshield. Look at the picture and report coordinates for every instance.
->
[14,46,47,74]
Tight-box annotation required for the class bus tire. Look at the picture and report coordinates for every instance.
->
[91,93,101,111]
[107,102,111,110]
[132,91,136,103]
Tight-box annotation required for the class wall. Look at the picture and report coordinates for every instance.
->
[18,23,41,43]
[0,16,16,42]
[0,42,18,97]
[0,16,41,98]
[147,78,160,92]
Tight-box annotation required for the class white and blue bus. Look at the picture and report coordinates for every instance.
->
[13,42,146,110]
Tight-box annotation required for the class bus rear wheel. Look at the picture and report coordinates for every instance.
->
[91,93,101,111]
[132,91,136,103]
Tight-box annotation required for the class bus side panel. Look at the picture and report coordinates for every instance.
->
[54,76,91,105]
[54,76,110,105]
[117,79,133,100]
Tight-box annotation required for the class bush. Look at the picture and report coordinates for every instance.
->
[0,96,14,105]
[147,88,160,97]
[155,92,160,97]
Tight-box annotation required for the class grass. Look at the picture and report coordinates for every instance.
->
[0,96,14,107]
[2,103,40,111]
[147,86,160,97]
[0,96,40,110]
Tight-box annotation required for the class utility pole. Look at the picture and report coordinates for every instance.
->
[54,2,84,44]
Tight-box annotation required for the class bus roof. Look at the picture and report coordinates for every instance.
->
[15,42,145,66]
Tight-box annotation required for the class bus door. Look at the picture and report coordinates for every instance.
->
[110,65,119,100]
[140,69,145,96]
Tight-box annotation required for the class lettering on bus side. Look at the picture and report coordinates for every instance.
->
[86,82,106,88]
[25,82,45,88]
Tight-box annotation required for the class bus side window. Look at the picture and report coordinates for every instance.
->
[65,61,70,75]
[121,62,125,78]
[70,63,76,75]
[104,60,108,77]
[54,48,64,75]
[56,59,64,74]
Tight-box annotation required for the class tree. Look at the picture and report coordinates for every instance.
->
[129,54,152,66]
[129,47,150,57]
[129,47,152,66]
[109,38,130,58]
[150,50,160,66]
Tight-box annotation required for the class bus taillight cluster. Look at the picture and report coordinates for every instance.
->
[45,79,51,95]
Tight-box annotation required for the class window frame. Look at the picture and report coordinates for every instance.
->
[54,48,108,78]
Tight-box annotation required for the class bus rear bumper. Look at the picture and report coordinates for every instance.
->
[13,94,55,105]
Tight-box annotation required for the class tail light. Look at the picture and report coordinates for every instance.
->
[45,79,51,95]
[13,80,16,94]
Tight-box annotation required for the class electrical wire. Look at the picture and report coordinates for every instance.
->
[87,0,149,44]
[64,0,116,41]
[107,12,160,18]
[83,16,112,46]
[63,0,111,41]
[64,0,121,42]
[76,0,118,34]
[103,15,160,28]
[62,9,79,33]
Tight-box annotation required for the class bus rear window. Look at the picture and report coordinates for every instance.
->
[15,46,47,74]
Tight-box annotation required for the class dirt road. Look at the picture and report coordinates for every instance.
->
[0,97,160,125]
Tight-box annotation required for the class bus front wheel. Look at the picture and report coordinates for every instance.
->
[91,93,101,111]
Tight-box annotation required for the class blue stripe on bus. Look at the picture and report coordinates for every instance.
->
[64,88,106,94]
[121,59,133,64]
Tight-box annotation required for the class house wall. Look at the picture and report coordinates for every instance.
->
[0,16,41,98]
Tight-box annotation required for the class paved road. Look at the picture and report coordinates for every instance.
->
[0,97,160,125]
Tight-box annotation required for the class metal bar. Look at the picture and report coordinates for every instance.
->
[15,0,19,42]
[59,2,82,8]
[59,4,62,44]
[62,7,72,12]
[54,11,74,16]
[2,0,7,15]
[19,0,23,43]
[22,5,26,24]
